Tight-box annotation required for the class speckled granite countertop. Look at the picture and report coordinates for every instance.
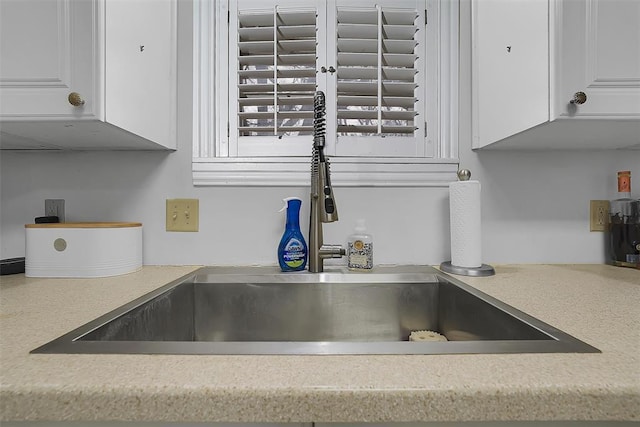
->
[0,264,638,423]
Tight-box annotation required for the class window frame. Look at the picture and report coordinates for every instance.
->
[193,0,459,187]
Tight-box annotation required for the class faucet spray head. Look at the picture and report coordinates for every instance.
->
[312,91,338,223]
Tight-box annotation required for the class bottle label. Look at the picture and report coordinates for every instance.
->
[283,238,305,269]
[618,171,631,193]
[626,254,640,264]
[348,240,373,269]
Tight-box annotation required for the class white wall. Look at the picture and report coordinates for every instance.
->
[0,0,637,267]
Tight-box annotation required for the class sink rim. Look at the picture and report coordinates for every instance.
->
[30,266,600,355]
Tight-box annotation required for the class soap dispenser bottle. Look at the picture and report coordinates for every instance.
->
[347,219,373,270]
[278,197,308,272]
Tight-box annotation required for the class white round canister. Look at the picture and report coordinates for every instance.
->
[25,222,142,278]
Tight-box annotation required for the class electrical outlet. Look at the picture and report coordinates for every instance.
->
[166,199,199,232]
[590,200,610,232]
[45,199,65,222]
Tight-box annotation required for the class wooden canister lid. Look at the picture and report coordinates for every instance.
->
[25,222,142,228]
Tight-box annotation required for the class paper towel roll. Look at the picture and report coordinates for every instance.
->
[449,180,482,268]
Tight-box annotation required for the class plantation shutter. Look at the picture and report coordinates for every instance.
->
[231,0,322,157]
[229,0,427,158]
[333,1,426,157]
[336,7,418,135]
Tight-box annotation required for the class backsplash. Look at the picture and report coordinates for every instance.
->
[0,148,635,266]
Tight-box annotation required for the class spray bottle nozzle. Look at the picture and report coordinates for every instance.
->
[279,197,302,212]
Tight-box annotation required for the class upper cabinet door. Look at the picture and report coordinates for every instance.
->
[471,0,549,148]
[105,0,176,149]
[0,0,100,120]
[555,0,640,118]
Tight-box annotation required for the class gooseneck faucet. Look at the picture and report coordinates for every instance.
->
[309,91,345,273]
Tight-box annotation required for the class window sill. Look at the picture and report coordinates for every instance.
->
[193,157,459,187]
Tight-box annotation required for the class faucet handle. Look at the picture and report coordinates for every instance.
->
[319,244,346,258]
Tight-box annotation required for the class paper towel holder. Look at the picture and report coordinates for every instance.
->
[440,169,495,277]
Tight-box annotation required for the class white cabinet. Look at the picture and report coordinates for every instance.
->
[0,0,176,150]
[556,0,640,118]
[471,0,640,151]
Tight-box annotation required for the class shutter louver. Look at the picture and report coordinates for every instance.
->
[336,7,419,136]
[237,8,317,137]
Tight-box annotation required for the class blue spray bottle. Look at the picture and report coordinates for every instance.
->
[278,197,308,272]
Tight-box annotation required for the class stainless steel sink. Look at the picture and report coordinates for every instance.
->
[31,266,599,355]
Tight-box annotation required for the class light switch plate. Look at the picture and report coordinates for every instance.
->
[590,200,609,232]
[166,199,199,232]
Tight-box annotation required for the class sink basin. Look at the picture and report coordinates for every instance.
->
[31,266,599,355]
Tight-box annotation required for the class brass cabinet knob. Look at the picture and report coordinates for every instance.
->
[68,92,85,107]
[570,91,587,105]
